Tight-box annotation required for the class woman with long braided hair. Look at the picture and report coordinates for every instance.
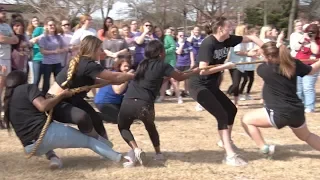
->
[47,35,134,148]
[4,71,135,169]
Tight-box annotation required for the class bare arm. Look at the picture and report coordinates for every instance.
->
[112,82,129,94]
[310,40,320,55]
[97,70,134,84]
[32,91,70,112]
[176,43,184,54]
[135,32,148,45]
[170,68,200,81]
[199,61,233,76]
[242,35,264,47]
[310,59,320,75]
[190,51,195,67]
[0,34,19,44]
[40,48,58,55]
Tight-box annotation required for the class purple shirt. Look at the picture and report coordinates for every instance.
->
[134,32,157,55]
[176,42,193,67]
[190,35,205,59]
[38,34,66,65]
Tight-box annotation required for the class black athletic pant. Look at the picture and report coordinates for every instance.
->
[96,103,120,124]
[52,95,107,138]
[228,69,247,96]
[227,68,235,95]
[118,98,159,147]
[239,71,254,94]
[190,84,237,130]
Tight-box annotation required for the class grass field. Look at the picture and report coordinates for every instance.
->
[1,72,320,180]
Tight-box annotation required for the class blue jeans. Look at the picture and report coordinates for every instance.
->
[24,122,122,162]
[32,61,43,86]
[297,72,319,111]
[42,63,62,94]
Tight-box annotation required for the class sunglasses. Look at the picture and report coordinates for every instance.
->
[62,24,70,26]
[145,24,153,27]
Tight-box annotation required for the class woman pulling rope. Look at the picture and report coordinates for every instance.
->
[3,71,135,170]
[43,35,134,168]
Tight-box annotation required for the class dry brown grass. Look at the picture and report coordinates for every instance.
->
[1,73,320,180]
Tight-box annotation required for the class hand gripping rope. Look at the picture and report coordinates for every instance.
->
[25,83,109,159]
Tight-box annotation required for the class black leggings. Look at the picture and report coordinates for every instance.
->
[52,95,107,138]
[190,86,237,130]
[229,69,247,96]
[240,71,254,94]
[96,103,120,124]
[118,98,159,147]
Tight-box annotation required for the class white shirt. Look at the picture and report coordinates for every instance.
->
[290,32,303,58]
[70,27,96,46]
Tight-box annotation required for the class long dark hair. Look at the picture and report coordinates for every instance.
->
[103,17,113,37]
[135,40,165,81]
[3,71,28,130]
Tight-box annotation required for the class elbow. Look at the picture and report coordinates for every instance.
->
[38,106,47,113]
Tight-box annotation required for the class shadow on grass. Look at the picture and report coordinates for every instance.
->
[2,144,320,170]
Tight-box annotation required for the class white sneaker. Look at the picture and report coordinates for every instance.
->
[239,95,247,101]
[223,154,247,166]
[134,148,147,166]
[261,144,276,158]
[246,94,252,100]
[178,96,183,104]
[305,109,314,113]
[166,89,173,96]
[195,103,204,112]
[123,150,136,168]
[49,157,63,170]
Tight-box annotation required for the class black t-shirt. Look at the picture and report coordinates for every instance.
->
[189,35,243,88]
[55,56,104,97]
[9,84,47,147]
[257,59,312,113]
[124,59,174,103]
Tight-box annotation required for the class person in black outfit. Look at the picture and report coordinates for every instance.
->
[117,40,200,166]
[242,42,320,157]
[94,55,133,124]
[47,36,134,146]
[188,17,264,166]
[3,71,134,169]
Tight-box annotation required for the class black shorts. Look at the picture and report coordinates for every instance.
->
[264,107,305,129]
[176,66,190,72]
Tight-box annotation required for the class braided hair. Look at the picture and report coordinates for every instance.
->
[61,35,102,88]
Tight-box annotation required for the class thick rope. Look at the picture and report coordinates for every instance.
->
[183,59,319,73]
[25,82,109,159]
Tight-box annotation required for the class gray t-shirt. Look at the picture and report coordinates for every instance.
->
[102,38,128,68]
[0,23,14,60]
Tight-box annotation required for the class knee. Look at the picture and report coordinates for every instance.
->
[75,111,92,127]
[296,132,311,142]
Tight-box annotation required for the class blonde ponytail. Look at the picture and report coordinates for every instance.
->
[61,55,80,88]
[278,44,295,78]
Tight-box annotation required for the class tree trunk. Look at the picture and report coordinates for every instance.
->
[100,0,105,23]
[263,1,268,26]
[287,0,297,39]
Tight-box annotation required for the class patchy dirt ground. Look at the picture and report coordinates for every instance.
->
[1,72,320,180]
